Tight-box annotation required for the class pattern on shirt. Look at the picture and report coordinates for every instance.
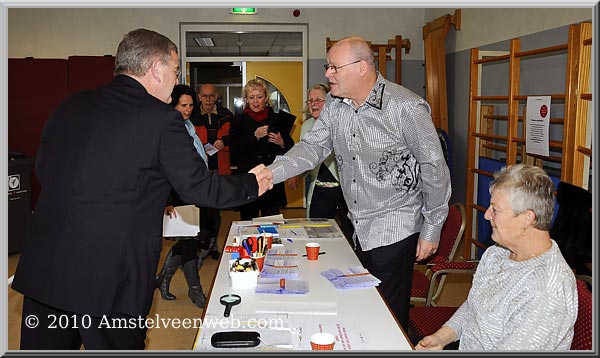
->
[369,149,420,192]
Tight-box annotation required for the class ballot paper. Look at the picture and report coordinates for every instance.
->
[255,278,309,294]
[162,205,200,237]
[261,249,299,278]
[320,266,381,290]
[203,143,219,156]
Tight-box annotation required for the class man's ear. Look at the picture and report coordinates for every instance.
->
[150,59,162,83]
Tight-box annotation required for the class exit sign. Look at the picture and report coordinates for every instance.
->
[231,8,257,15]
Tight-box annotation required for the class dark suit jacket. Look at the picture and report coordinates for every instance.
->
[12,75,259,317]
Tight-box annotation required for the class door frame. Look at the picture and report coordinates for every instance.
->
[179,23,307,93]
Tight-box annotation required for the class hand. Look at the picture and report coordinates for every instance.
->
[268,132,284,148]
[213,139,225,150]
[415,237,438,261]
[415,334,445,350]
[248,164,273,196]
[254,125,269,140]
[287,176,300,190]
[164,205,176,218]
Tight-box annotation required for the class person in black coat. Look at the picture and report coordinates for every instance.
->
[230,78,296,220]
[11,28,272,350]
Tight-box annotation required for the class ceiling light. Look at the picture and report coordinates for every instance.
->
[194,37,215,47]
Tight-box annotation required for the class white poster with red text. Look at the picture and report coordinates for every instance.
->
[526,96,551,157]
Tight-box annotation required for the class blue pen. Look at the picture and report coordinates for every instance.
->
[286,238,294,243]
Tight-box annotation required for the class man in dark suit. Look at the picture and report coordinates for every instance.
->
[11,28,273,350]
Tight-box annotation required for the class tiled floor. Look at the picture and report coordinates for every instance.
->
[6,208,473,350]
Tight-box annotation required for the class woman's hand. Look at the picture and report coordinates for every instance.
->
[415,334,445,350]
[254,125,269,140]
[287,176,300,190]
[268,132,284,148]
[164,205,176,218]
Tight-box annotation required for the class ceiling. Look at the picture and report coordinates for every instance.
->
[185,31,303,58]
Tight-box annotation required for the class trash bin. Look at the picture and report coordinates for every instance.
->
[8,152,35,254]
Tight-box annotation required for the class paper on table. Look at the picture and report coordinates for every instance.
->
[252,214,285,224]
[203,143,219,156]
[255,301,337,315]
[162,205,200,237]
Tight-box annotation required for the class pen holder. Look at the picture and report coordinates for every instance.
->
[229,258,259,289]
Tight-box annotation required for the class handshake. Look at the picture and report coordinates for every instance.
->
[248,164,274,196]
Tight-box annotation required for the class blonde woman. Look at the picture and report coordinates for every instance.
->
[230,78,296,220]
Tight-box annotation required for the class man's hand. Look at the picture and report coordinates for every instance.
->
[249,164,273,196]
[415,237,439,261]
[213,139,225,150]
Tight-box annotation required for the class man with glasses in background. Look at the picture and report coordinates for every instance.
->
[268,36,451,331]
[190,83,235,260]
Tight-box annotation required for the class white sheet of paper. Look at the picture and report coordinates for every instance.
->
[526,96,551,157]
[162,205,200,237]
[203,143,219,156]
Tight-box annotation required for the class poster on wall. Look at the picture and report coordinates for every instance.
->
[525,96,551,157]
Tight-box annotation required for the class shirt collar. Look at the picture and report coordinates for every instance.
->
[201,106,218,115]
[340,72,386,110]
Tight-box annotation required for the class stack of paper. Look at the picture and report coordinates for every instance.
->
[255,278,309,295]
[320,266,381,290]
[261,249,299,278]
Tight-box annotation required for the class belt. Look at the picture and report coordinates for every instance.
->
[315,180,340,188]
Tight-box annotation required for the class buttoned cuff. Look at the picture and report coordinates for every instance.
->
[420,222,442,243]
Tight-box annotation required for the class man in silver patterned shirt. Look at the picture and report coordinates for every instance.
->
[268,37,451,330]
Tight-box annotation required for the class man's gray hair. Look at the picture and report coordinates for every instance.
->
[114,28,178,77]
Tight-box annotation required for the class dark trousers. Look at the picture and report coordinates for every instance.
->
[21,297,147,350]
[239,192,280,221]
[171,238,199,264]
[354,233,419,331]
[309,186,354,243]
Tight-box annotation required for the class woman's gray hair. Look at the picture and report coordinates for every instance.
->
[490,164,555,230]
[114,28,178,77]
[302,83,330,121]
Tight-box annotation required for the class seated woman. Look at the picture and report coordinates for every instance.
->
[416,164,577,351]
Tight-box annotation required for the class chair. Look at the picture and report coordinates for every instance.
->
[571,278,592,350]
[411,202,475,306]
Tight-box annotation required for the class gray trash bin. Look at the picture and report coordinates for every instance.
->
[8,153,34,255]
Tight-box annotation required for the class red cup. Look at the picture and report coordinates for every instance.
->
[253,255,265,272]
[305,242,320,260]
[310,332,335,350]
[264,233,273,250]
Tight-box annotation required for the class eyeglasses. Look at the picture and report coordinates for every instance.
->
[200,94,216,98]
[160,60,181,77]
[324,60,361,74]
[305,99,325,105]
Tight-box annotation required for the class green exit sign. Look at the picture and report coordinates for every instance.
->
[231,8,257,15]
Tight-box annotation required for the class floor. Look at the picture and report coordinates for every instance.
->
[6,208,472,350]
